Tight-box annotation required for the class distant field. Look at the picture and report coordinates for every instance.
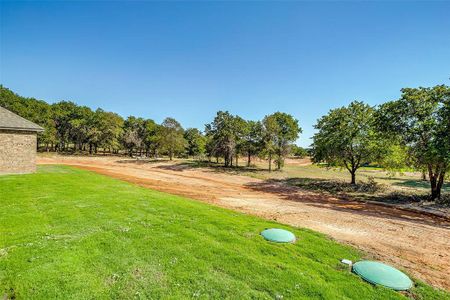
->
[1,165,448,299]
[181,158,449,204]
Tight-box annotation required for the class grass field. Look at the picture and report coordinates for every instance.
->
[0,166,448,299]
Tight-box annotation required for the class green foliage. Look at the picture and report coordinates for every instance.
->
[96,110,124,152]
[159,117,186,160]
[262,112,301,171]
[142,119,159,156]
[241,120,264,166]
[0,86,127,154]
[184,128,206,158]
[312,101,383,184]
[378,143,409,175]
[205,111,247,167]
[122,116,145,156]
[1,86,303,164]
[291,145,309,158]
[1,166,447,299]
[376,85,450,200]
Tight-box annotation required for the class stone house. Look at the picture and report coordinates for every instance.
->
[0,106,44,174]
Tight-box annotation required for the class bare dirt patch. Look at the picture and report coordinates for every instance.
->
[38,155,450,290]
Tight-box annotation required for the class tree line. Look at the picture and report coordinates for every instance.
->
[311,85,450,200]
[0,86,302,171]
[1,84,448,200]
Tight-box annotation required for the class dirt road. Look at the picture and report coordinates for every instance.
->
[38,156,450,290]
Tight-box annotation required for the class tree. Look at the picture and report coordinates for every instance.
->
[204,111,247,167]
[261,116,277,172]
[88,109,124,154]
[312,101,381,184]
[376,85,450,200]
[52,101,85,152]
[241,120,263,167]
[204,133,216,162]
[291,145,308,158]
[40,118,58,151]
[122,116,144,156]
[262,112,301,171]
[99,111,124,153]
[141,119,158,157]
[232,116,247,167]
[378,143,409,175]
[69,106,94,152]
[159,117,186,160]
[184,128,206,158]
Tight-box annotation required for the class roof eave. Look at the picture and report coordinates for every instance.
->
[0,126,45,133]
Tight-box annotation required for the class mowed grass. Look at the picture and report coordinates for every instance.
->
[0,166,448,299]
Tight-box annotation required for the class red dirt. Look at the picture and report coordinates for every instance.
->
[38,155,450,290]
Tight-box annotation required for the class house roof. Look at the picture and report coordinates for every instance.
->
[0,106,44,132]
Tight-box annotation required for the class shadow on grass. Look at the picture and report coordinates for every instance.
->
[155,160,267,174]
[243,178,450,228]
[284,177,382,194]
[283,177,434,204]
[394,180,450,192]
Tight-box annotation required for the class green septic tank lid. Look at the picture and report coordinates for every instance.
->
[352,261,413,291]
[261,228,296,243]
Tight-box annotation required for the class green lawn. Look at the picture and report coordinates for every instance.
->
[0,166,447,299]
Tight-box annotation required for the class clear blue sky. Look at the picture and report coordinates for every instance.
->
[1,1,449,147]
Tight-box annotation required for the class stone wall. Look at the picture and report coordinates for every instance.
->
[0,129,38,174]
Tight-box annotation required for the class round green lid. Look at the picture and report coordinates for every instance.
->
[261,228,296,243]
[353,261,413,291]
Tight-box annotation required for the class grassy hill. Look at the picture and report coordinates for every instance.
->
[0,166,447,299]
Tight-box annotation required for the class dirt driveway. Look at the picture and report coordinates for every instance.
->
[38,155,450,290]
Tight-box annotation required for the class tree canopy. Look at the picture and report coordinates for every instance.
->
[159,117,186,160]
[312,101,382,184]
[262,112,301,171]
[205,111,246,167]
[4,83,447,201]
[376,85,450,199]
[184,128,206,158]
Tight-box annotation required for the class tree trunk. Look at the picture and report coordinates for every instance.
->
[421,170,427,181]
[169,150,173,161]
[247,152,251,167]
[429,164,445,201]
[235,154,238,167]
[351,171,356,185]
[436,172,445,200]
[431,176,439,200]
[268,153,272,172]
[430,171,445,200]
